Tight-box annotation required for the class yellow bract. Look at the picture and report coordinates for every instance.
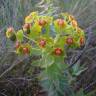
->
[29,12,38,17]
[25,12,38,23]
[16,43,31,54]
[71,20,78,28]
[54,19,67,32]
[32,22,42,33]
[40,16,53,24]
[6,31,11,38]
[25,15,33,23]
[68,15,76,21]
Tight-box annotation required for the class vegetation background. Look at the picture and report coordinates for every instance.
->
[0,0,96,96]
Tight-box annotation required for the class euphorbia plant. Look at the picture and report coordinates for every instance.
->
[6,12,85,96]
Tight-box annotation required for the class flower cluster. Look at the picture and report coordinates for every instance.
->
[6,12,85,57]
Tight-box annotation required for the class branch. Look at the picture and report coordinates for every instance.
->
[86,20,96,31]
[0,56,28,79]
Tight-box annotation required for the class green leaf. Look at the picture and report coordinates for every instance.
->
[31,59,41,66]
[76,89,85,96]
[16,30,23,42]
[30,47,42,56]
[54,55,67,70]
[72,61,87,76]
[41,53,55,68]
[40,63,74,96]
[74,68,87,76]
[29,23,42,39]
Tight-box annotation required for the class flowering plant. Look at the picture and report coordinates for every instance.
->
[6,12,85,96]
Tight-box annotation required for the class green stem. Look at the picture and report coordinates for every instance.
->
[23,35,37,44]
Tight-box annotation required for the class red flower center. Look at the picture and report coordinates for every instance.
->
[54,48,62,56]
[23,23,31,30]
[80,37,85,46]
[66,37,74,45]
[39,39,46,47]
[57,19,65,27]
[15,41,20,49]
[7,27,14,33]
[38,19,47,26]
[23,47,29,54]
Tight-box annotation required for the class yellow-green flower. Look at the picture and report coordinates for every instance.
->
[25,12,38,23]
[16,43,31,55]
[25,15,33,23]
[6,27,14,38]
[71,20,78,28]
[29,11,38,17]
[54,19,67,32]
[41,16,53,24]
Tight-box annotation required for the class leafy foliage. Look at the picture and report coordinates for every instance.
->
[5,11,86,96]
